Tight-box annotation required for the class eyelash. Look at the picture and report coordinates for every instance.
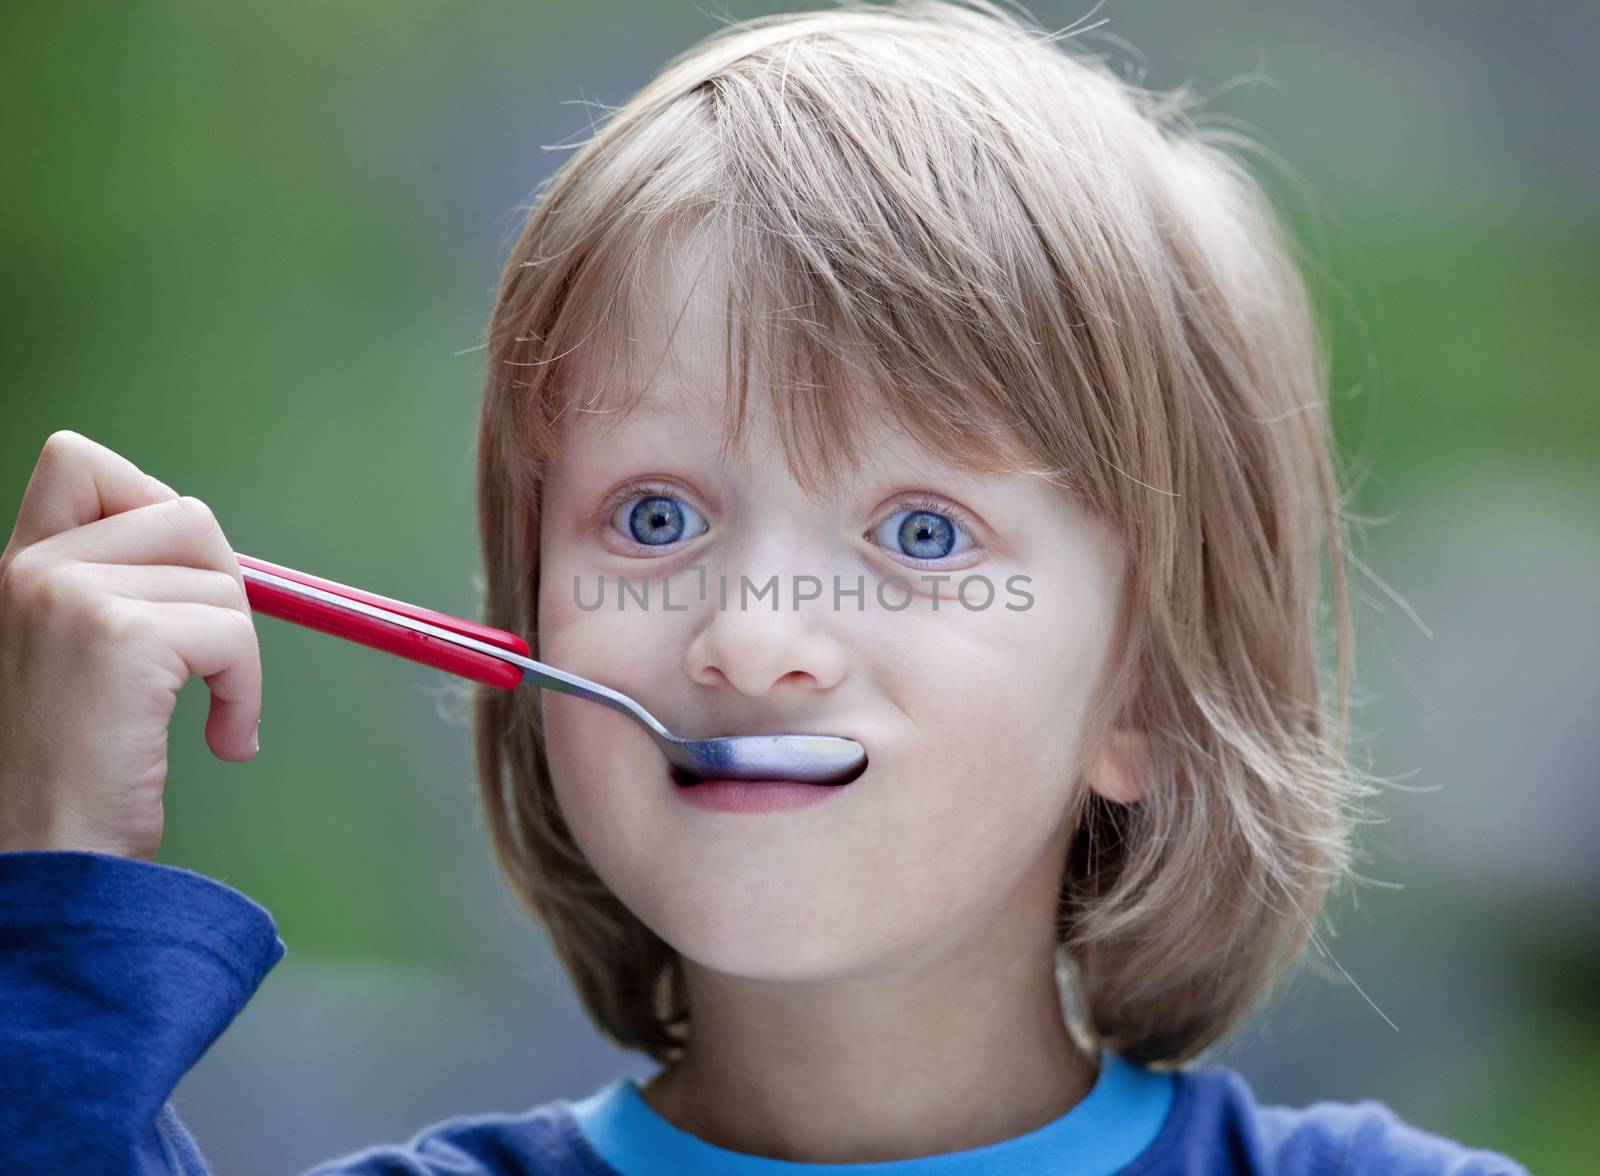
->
[593,480,683,533]
[596,481,981,561]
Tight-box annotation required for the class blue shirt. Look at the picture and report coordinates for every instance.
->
[0,850,1530,1174]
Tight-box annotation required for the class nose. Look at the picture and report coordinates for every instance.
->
[682,540,852,700]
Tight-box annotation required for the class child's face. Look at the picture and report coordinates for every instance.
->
[535,247,1130,983]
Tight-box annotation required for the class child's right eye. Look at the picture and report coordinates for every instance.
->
[607,488,709,549]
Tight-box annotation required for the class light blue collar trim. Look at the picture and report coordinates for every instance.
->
[568,1047,1174,1175]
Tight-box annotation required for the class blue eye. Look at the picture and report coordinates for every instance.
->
[610,490,708,548]
[870,499,976,562]
[600,484,976,561]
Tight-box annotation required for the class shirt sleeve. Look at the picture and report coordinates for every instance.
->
[1134,1068,1533,1176]
[1261,1096,1534,1176]
[0,849,286,1175]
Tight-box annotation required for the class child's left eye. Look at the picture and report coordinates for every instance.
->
[868,498,977,563]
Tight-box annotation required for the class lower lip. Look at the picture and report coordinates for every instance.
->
[672,775,855,813]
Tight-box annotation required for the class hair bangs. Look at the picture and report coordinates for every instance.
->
[521,68,1083,507]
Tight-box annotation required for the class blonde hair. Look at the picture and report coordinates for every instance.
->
[468,0,1380,1069]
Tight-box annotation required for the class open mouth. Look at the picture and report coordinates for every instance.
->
[668,758,868,813]
[670,760,868,789]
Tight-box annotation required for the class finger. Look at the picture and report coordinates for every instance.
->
[76,562,250,614]
[28,496,247,607]
[125,599,262,762]
[4,430,180,555]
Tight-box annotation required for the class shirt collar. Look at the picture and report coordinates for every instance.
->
[567,1046,1174,1176]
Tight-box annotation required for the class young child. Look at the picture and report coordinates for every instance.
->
[0,2,1531,1172]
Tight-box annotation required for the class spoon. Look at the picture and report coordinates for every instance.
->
[234,553,868,786]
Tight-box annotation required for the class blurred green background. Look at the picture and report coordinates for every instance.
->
[2,2,1595,1172]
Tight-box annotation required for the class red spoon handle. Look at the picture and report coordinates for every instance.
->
[235,552,528,690]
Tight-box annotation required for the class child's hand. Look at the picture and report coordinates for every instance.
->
[0,430,261,860]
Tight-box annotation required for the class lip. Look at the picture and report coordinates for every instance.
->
[669,762,862,813]
[674,778,852,813]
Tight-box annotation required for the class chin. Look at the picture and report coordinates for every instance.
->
[648,883,906,984]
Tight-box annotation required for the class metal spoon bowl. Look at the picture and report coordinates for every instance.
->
[238,554,869,786]
[512,650,867,785]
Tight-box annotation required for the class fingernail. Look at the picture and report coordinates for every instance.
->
[252,720,260,754]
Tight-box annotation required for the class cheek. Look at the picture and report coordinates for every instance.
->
[535,556,685,901]
[867,604,1100,884]
[882,597,1103,794]
[537,587,650,816]
[876,586,1119,920]
[537,542,686,734]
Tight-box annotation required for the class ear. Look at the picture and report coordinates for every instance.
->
[1082,727,1154,806]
